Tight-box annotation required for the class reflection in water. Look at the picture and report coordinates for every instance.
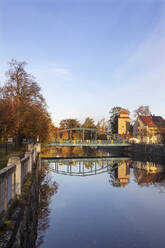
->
[133,161,165,189]
[42,146,108,158]
[36,148,165,248]
[36,168,58,247]
[109,161,131,187]
[43,158,133,188]
[118,161,130,187]
[43,157,130,177]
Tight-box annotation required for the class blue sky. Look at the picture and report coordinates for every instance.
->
[1,0,165,125]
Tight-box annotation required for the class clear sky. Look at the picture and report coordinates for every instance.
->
[1,0,165,125]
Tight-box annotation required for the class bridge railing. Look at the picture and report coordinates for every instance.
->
[52,138,129,145]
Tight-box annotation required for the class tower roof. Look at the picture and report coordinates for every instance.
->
[120,109,129,115]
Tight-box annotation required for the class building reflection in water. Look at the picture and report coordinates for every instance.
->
[109,161,131,187]
[37,157,165,247]
[133,161,165,187]
[43,157,165,190]
[109,160,165,188]
[118,161,130,187]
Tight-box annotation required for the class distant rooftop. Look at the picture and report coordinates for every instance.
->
[139,115,165,129]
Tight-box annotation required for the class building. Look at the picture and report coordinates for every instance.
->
[133,115,165,144]
[118,109,130,135]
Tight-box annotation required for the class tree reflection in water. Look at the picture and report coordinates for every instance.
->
[36,168,58,248]
[37,145,165,248]
[42,146,108,158]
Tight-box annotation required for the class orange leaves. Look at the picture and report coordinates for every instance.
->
[0,60,53,145]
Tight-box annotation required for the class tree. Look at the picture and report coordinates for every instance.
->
[96,118,108,139]
[62,129,69,140]
[82,117,95,128]
[134,105,151,117]
[109,106,123,134]
[0,97,15,142]
[0,59,52,146]
[21,102,52,143]
[47,125,59,142]
[59,119,80,130]
[82,117,96,139]
[59,119,80,140]
[96,118,108,132]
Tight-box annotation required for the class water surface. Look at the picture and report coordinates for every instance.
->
[36,149,165,248]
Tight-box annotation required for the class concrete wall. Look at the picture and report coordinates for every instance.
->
[0,147,40,248]
[0,143,41,229]
[11,163,39,248]
[0,157,40,248]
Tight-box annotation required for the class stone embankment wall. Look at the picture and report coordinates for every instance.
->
[0,144,41,248]
[10,161,39,248]
[131,144,165,165]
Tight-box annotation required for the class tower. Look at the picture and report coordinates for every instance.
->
[118,109,130,135]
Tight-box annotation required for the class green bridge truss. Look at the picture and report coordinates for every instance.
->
[49,128,131,147]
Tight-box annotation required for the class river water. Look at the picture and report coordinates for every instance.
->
[36,148,165,248]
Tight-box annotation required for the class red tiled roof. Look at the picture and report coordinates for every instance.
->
[152,116,165,129]
[139,116,157,128]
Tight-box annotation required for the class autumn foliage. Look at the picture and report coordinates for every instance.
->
[0,60,53,146]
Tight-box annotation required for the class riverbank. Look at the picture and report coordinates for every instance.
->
[0,144,41,248]
[131,144,165,165]
[0,162,39,248]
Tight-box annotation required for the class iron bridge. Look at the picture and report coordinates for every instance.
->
[48,128,131,147]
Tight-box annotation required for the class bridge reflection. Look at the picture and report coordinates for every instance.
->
[42,157,165,188]
[42,157,130,177]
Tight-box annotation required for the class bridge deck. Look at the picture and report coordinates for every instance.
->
[47,140,131,147]
[42,157,130,162]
